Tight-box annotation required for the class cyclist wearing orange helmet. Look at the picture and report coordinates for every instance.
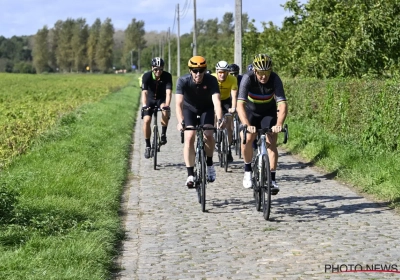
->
[176,55,224,187]
[237,54,288,193]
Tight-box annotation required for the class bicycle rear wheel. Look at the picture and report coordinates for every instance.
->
[234,119,240,156]
[261,154,272,220]
[153,125,158,170]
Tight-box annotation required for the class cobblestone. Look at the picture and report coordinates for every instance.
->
[116,97,400,279]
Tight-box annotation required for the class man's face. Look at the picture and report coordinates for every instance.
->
[217,70,228,82]
[152,66,163,78]
[190,68,206,84]
[255,69,271,84]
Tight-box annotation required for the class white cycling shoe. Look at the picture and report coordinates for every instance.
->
[243,171,253,188]
[186,176,195,188]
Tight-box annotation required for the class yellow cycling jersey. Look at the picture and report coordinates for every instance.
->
[212,73,238,100]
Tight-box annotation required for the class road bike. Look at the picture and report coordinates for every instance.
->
[143,106,168,170]
[181,118,216,212]
[242,124,288,220]
[216,113,232,172]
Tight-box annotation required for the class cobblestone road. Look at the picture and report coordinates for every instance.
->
[116,97,400,279]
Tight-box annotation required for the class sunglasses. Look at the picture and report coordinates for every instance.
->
[153,67,163,72]
[256,70,272,76]
[191,68,206,74]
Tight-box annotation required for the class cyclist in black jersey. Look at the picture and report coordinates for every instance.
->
[176,56,224,187]
[237,54,288,193]
[141,57,173,158]
[228,63,243,88]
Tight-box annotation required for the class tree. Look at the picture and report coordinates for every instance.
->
[71,18,89,72]
[95,18,114,73]
[122,18,146,70]
[33,26,50,73]
[87,18,101,73]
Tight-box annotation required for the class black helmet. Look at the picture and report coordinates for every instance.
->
[151,57,165,67]
[228,63,240,74]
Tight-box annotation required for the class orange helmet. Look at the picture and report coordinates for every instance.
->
[188,56,207,68]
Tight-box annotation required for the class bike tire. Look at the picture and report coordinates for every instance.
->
[153,125,158,170]
[195,144,202,204]
[234,120,240,156]
[253,157,262,212]
[217,130,223,168]
[200,149,207,212]
[223,130,229,172]
[261,154,272,220]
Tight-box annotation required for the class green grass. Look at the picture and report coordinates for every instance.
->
[281,118,400,207]
[0,79,140,279]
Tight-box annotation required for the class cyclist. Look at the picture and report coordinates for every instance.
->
[141,57,173,159]
[212,61,238,162]
[228,63,243,87]
[237,54,288,194]
[176,56,224,187]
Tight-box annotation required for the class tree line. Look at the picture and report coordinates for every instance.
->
[1,0,400,78]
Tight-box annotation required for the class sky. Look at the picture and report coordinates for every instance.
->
[0,0,302,38]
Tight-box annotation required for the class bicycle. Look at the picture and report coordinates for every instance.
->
[216,113,232,172]
[142,106,168,170]
[242,124,288,220]
[181,118,216,212]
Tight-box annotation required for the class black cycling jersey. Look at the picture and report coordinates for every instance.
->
[238,71,286,116]
[141,70,173,101]
[176,73,220,114]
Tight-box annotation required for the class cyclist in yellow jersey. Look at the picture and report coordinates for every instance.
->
[212,61,238,162]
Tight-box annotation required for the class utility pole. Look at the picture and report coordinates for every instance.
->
[234,0,242,73]
[168,27,171,73]
[192,0,197,56]
[177,3,181,76]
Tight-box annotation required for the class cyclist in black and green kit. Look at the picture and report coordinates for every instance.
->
[141,57,173,159]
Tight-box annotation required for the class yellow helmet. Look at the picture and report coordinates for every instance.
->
[252,54,272,71]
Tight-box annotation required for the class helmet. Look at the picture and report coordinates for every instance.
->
[247,64,253,71]
[215,60,230,71]
[228,63,240,74]
[252,54,272,70]
[188,56,207,68]
[206,70,212,74]
[151,57,165,67]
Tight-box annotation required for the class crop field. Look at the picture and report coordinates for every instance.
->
[0,73,132,168]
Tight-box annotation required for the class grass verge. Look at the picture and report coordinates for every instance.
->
[281,118,400,209]
[0,80,139,279]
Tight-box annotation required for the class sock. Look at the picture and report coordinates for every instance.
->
[206,156,213,166]
[187,167,194,177]
[244,162,252,172]
[271,170,276,181]
[228,145,232,155]
[162,126,167,136]
[145,139,151,147]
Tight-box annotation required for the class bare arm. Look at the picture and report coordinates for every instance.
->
[141,90,148,107]
[212,93,223,121]
[230,89,238,111]
[165,89,172,107]
[237,101,249,126]
[276,101,288,126]
[175,94,184,124]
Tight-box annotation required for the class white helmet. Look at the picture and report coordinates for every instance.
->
[215,60,229,71]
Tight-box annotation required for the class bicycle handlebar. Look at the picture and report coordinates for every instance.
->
[241,124,289,145]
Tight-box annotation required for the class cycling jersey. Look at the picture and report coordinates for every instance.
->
[212,74,238,101]
[141,70,173,101]
[176,73,220,114]
[238,71,286,116]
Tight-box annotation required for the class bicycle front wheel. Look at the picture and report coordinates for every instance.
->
[222,130,229,172]
[261,154,272,220]
[200,150,207,212]
[253,158,262,212]
[153,125,158,170]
